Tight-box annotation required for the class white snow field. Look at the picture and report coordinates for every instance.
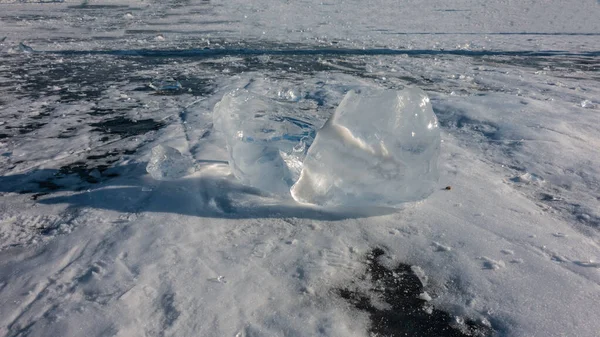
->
[1,1,600,336]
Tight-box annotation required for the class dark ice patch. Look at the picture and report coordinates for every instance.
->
[160,292,180,329]
[5,122,47,135]
[337,248,492,337]
[90,116,165,137]
[57,161,110,184]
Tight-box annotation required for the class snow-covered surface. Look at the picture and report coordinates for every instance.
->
[1,1,600,336]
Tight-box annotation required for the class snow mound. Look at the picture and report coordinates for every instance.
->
[213,89,317,196]
[291,87,441,207]
[146,145,193,180]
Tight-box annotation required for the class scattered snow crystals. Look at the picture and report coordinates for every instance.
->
[146,145,193,180]
[292,87,441,207]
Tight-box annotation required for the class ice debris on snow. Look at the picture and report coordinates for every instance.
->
[433,241,452,252]
[278,88,301,102]
[291,87,441,207]
[510,172,544,185]
[573,260,600,268]
[148,78,182,93]
[479,256,505,270]
[7,42,34,54]
[501,249,515,255]
[18,42,34,53]
[418,292,433,302]
[213,89,317,196]
[410,266,428,286]
[208,275,227,283]
[580,100,596,109]
[146,145,193,180]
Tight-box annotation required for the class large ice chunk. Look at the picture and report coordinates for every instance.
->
[213,90,317,196]
[291,87,440,207]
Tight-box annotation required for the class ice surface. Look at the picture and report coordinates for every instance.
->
[146,145,193,180]
[291,87,440,207]
[3,2,600,337]
[213,89,316,196]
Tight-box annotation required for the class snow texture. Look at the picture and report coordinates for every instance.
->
[292,87,440,206]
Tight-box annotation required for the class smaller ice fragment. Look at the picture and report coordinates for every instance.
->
[7,42,33,54]
[148,79,182,93]
[146,145,193,180]
[581,100,595,109]
[18,42,34,53]
[213,90,317,196]
[278,88,301,102]
[418,292,433,302]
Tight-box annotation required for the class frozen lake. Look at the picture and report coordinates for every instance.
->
[1,1,599,336]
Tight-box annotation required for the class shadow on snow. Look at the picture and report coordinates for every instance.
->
[0,163,398,221]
